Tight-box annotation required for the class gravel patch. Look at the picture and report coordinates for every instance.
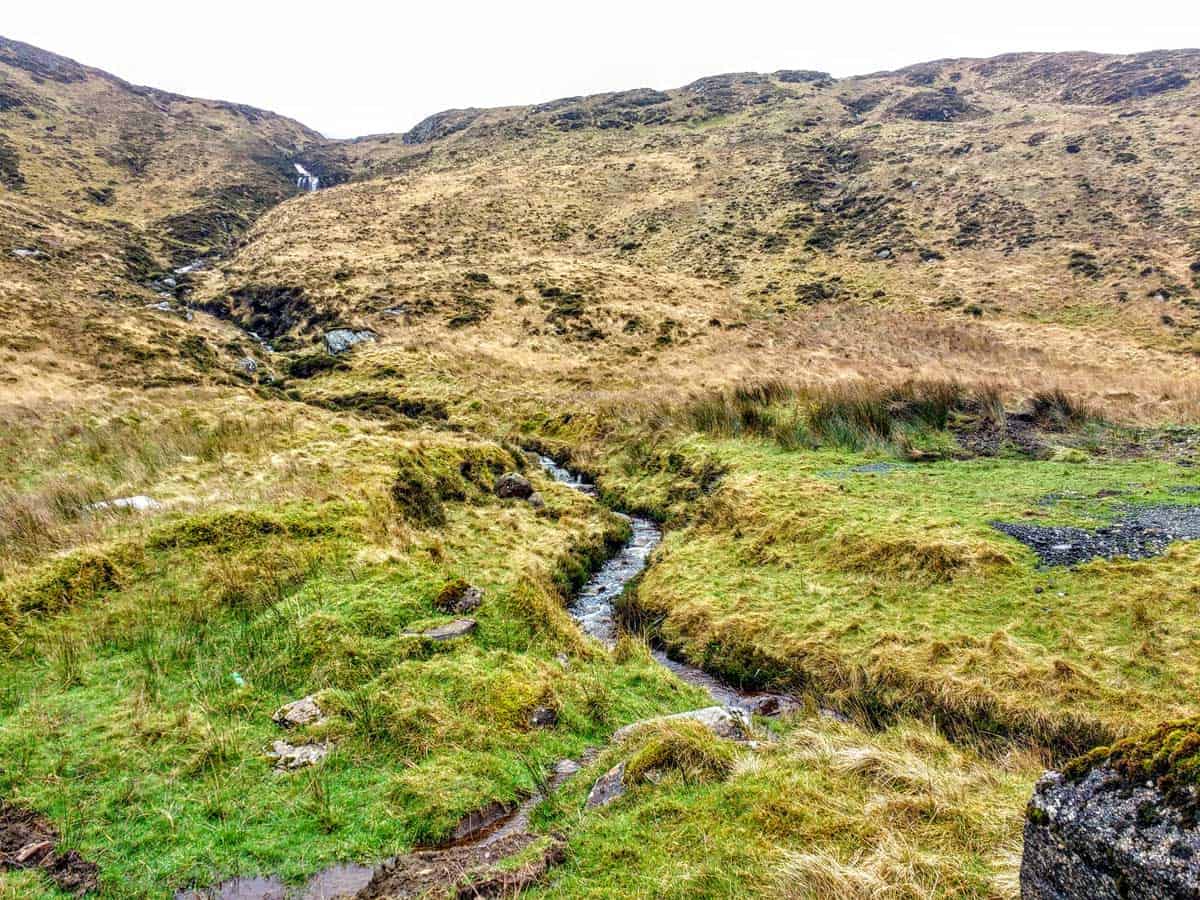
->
[992,504,1200,566]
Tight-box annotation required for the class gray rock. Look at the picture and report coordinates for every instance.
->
[237,356,258,375]
[1021,765,1200,899]
[495,472,534,500]
[11,247,42,258]
[267,740,328,770]
[611,706,753,744]
[529,706,558,728]
[272,695,324,728]
[87,495,162,513]
[408,618,477,641]
[527,491,546,510]
[440,584,483,615]
[586,763,626,809]
[323,329,376,355]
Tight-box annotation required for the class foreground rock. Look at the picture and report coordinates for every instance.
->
[1021,718,1200,898]
[611,706,753,744]
[0,803,99,895]
[267,740,328,770]
[323,328,375,354]
[405,618,478,642]
[585,762,627,809]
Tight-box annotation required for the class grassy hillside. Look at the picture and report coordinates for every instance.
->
[3,37,1200,898]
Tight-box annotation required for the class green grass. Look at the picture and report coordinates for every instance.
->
[0,432,704,897]
[602,435,1200,753]
[530,716,1033,898]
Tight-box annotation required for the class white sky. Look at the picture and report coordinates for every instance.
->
[4,1,1198,138]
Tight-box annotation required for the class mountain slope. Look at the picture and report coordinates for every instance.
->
[197,49,1200,420]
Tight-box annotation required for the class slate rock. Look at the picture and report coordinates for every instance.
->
[267,740,328,770]
[586,763,626,809]
[411,619,477,641]
[272,695,324,728]
[323,329,376,354]
[1021,765,1200,899]
[611,706,753,744]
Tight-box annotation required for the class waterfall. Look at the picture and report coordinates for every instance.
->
[293,162,320,192]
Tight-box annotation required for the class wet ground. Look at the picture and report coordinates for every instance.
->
[992,503,1200,566]
[538,455,800,715]
[0,803,99,895]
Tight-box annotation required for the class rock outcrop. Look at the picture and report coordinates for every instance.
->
[1021,717,1200,899]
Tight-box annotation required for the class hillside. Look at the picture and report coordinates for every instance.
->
[3,37,1200,899]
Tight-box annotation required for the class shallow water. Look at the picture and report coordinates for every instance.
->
[537,455,792,713]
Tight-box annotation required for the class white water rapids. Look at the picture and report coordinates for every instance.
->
[293,162,320,192]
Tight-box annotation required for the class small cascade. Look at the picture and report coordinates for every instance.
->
[293,162,320,192]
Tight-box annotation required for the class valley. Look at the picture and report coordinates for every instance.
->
[2,33,1200,898]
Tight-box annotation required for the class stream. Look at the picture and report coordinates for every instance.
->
[180,454,783,899]
[536,455,796,714]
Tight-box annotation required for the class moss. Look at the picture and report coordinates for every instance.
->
[391,462,448,527]
[3,549,122,615]
[286,353,348,379]
[624,721,737,786]
[435,577,471,611]
[1063,716,1200,808]
[147,509,334,551]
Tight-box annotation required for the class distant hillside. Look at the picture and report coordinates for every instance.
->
[3,38,1200,416]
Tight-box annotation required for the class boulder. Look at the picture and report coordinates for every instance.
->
[527,491,546,510]
[237,356,258,375]
[408,619,477,642]
[495,472,534,500]
[87,495,161,513]
[611,706,753,744]
[1022,765,1200,898]
[435,581,484,615]
[323,329,376,355]
[528,706,558,728]
[267,740,328,770]
[272,695,324,728]
[585,763,626,809]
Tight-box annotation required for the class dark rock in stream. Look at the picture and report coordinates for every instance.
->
[586,763,627,809]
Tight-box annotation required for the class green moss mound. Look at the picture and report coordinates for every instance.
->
[391,443,520,526]
[625,721,737,786]
[1064,716,1200,817]
[4,549,121,614]
[147,508,334,551]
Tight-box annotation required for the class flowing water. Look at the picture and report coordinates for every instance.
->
[180,454,784,898]
[535,455,794,713]
[293,163,320,192]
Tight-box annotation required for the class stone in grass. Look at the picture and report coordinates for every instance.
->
[528,706,558,728]
[267,740,328,770]
[323,328,375,355]
[406,618,478,641]
[527,491,546,510]
[1021,716,1200,899]
[586,762,626,809]
[611,706,753,744]
[435,579,484,615]
[495,472,534,500]
[272,695,325,728]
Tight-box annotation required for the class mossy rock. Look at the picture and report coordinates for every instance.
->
[1063,716,1200,807]
[625,721,737,786]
